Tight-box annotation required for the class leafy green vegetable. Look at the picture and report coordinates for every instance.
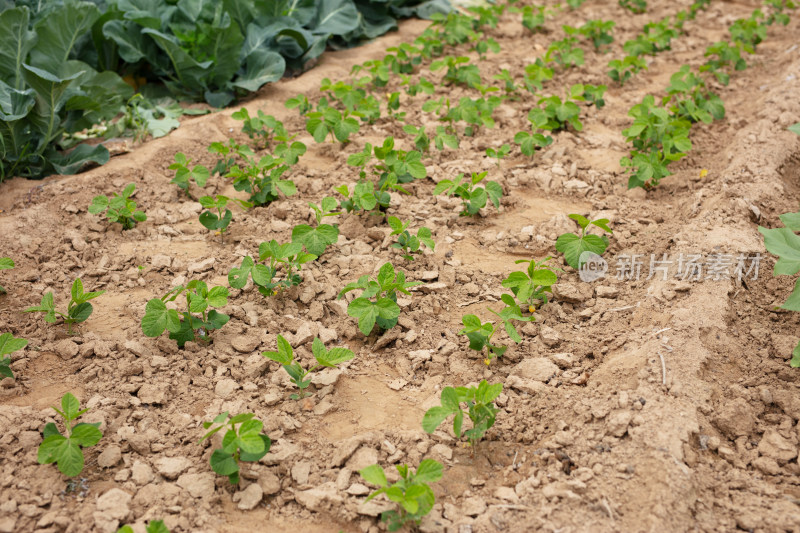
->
[169,152,209,194]
[141,281,229,348]
[460,296,532,365]
[198,195,251,238]
[263,335,355,399]
[0,332,27,379]
[229,241,316,297]
[292,197,340,257]
[360,459,443,532]
[422,381,502,447]
[89,183,147,230]
[25,279,104,335]
[502,257,560,310]
[608,56,647,85]
[199,412,270,485]
[555,214,613,270]
[37,393,102,477]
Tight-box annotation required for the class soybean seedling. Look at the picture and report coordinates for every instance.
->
[502,257,561,312]
[387,216,435,261]
[0,332,27,379]
[89,183,146,230]
[292,197,340,257]
[198,195,251,239]
[141,281,229,348]
[338,262,421,336]
[434,172,503,216]
[759,208,800,367]
[228,241,317,297]
[37,393,102,477]
[555,214,613,270]
[169,152,209,195]
[0,257,13,294]
[360,460,443,532]
[263,336,355,399]
[485,144,510,167]
[608,56,647,85]
[25,279,104,335]
[422,381,502,449]
[199,412,271,485]
[460,295,532,365]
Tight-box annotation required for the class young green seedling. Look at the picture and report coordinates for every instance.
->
[460,296,532,365]
[545,35,584,68]
[25,279,105,335]
[523,61,554,93]
[198,195,251,238]
[387,216,435,261]
[228,241,317,297]
[285,94,312,116]
[338,262,421,336]
[620,0,647,14]
[522,5,546,33]
[359,460,443,532]
[263,335,355,399]
[555,214,613,270]
[231,108,291,149]
[759,209,800,367]
[292,197,340,257]
[0,257,13,294]
[422,381,502,448]
[433,172,503,216]
[37,393,103,477]
[514,131,554,158]
[305,106,360,144]
[89,183,147,230]
[225,150,296,207]
[274,141,308,167]
[199,412,271,485]
[0,332,27,379]
[169,152,209,195]
[579,20,616,51]
[335,182,381,214]
[141,281,229,348]
[608,56,648,85]
[502,256,561,311]
[485,144,510,167]
[117,520,170,533]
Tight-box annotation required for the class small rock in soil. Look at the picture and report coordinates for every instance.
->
[233,482,263,510]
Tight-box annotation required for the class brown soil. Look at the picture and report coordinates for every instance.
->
[1,1,800,532]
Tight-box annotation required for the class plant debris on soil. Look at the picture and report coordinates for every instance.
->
[1,1,800,532]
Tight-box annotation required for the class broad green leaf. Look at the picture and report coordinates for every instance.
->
[69,302,93,323]
[779,212,800,232]
[0,258,14,270]
[555,233,608,270]
[29,2,100,71]
[311,0,360,37]
[318,347,354,366]
[422,406,453,434]
[0,7,36,90]
[141,298,181,337]
[360,464,388,488]
[70,423,103,447]
[414,459,443,483]
[228,256,254,289]
[760,226,800,276]
[0,333,27,357]
[206,286,228,307]
[210,449,239,476]
[348,298,378,336]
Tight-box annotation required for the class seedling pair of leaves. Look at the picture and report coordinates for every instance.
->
[387,216,435,261]
[522,5,547,33]
[608,56,647,85]
[89,183,147,230]
[545,36,584,68]
[502,257,561,311]
[25,279,104,335]
[306,105,360,144]
[169,153,209,195]
[759,209,800,367]
[198,195,251,237]
[434,172,503,217]
[0,257,13,294]
[663,66,725,124]
[530,92,582,132]
[486,144,511,167]
[335,182,388,215]
[226,151,297,207]
[360,460,443,532]
[339,262,420,336]
[263,335,355,399]
[285,94,312,116]
[141,281,229,348]
[730,13,767,49]
[422,381,503,448]
[37,393,102,477]
[523,61,554,93]
[555,215,613,270]
[431,56,482,88]
[292,197,340,257]
[514,130,554,158]
[199,412,270,484]
[231,108,291,149]
[620,0,647,14]
[0,333,27,379]
[229,241,317,297]
[578,20,616,51]
[348,137,428,189]
[460,296,532,365]
[700,42,747,86]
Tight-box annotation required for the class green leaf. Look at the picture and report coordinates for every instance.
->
[228,256,254,289]
[69,302,93,324]
[0,333,27,357]
[70,423,103,447]
[555,233,608,270]
[422,406,454,434]
[414,459,443,483]
[206,286,228,308]
[210,449,239,477]
[792,341,800,368]
[760,226,800,276]
[141,298,181,337]
[779,212,800,232]
[29,2,100,72]
[292,224,339,256]
[359,464,388,488]
[311,0,361,36]
[789,123,800,136]
[0,7,36,89]
[348,298,378,336]
[0,258,13,270]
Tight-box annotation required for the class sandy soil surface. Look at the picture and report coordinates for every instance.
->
[1,1,799,532]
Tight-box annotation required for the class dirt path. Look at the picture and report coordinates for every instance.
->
[1,1,799,532]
